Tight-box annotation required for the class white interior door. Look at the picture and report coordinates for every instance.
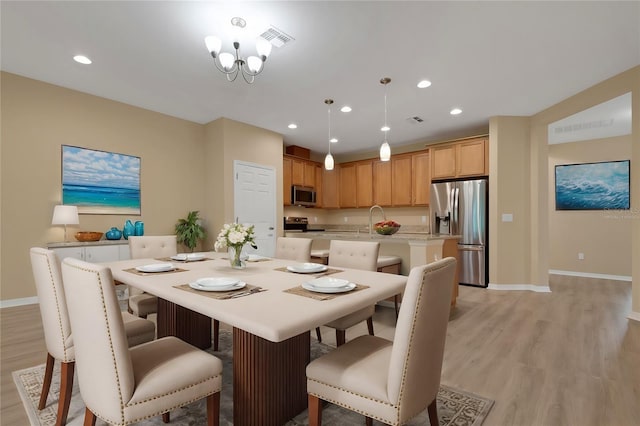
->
[233,161,277,257]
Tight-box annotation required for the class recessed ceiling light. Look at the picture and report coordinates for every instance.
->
[381,125,390,132]
[73,55,92,65]
[417,80,431,88]
[340,106,352,113]
[288,123,297,129]
[330,137,338,143]
[450,108,462,115]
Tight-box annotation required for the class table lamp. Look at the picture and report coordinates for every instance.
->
[52,205,79,242]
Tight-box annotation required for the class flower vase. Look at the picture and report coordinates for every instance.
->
[228,245,246,269]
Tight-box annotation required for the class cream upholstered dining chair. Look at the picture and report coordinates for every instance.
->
[30,247,156,426]
[127,235,178,319]
[275,236,312,262]
[307,257,457,426]
[321,240,380,346]
[129,235,222,351]
[61,257,223,426]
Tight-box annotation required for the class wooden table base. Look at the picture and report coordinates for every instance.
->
[233,328,310,426]
[157,298,212,349]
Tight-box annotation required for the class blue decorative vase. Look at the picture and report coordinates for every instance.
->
[105,227,122,240]
[123,220,135,240]
[134,221,144,236]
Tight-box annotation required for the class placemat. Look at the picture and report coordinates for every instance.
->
[123,267,188,276]
[274,266,343,276]
[154,257,214,262]
[283,283,369,301]
[219,257,272,262]
[174,283,265,300]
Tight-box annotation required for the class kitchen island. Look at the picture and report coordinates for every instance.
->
[284,230,460,307]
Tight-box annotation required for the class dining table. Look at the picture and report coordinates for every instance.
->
[103,251,407,426]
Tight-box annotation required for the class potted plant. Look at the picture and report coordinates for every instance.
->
[175,211,206,252]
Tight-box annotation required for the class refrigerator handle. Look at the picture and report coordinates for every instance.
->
[451,187,459,234]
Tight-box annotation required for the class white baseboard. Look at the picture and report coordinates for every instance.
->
[487,283,552,293]
[628,311,640,323]
[549,269,631,282]
[0,296,39,309]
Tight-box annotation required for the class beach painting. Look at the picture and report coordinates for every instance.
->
[62,145,141,214]
[555,160,630,210]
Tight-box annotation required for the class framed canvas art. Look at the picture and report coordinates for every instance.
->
[555,160,630,210]
[62,145,141,214]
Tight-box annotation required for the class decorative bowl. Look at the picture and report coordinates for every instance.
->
[75,231,104,242]
[374,221,401,235]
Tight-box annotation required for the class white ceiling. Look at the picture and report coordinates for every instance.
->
[2,1,639,156]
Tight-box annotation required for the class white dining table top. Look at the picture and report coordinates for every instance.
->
[103,252,407,343]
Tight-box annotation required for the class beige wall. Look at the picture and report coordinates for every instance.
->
[488,116,532,285]
[548,137,632,276]
[1,73,284,302]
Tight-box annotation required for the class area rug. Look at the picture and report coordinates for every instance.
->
[13,331,493,425]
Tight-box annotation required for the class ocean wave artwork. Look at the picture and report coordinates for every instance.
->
[62,145,141,214]
[555,160,630,210]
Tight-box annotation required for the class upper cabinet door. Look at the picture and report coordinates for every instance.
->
[303,162,316,187]
[392,155,412,206]
[339,163,357,208]
[283,157,292,206]
[356,160,373,207]
[373,161,392,207]
[291,159,305,186]
[431,145,457,179]
[457,138,486,177]
[412,151,430,206]
[322,166,340,208]
[315,164,323,208]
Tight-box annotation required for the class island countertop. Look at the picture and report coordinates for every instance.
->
[284,230,461,243]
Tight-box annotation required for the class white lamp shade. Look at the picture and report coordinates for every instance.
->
[205,36,222,54]
[246,56,262,73]
[219,52,235,71]
[324,153,334,170]
[256,38,272,58]
[379,141,391,161]
[52,205,79,225]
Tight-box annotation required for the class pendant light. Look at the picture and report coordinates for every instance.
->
[379,77,392,161]
[324,99,335,170]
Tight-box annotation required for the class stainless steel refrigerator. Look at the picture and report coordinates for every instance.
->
[430,179,488,287]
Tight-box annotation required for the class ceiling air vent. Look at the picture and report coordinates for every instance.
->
[259,26,295,48]
[407,116,424,124]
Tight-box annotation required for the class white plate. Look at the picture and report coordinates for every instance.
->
[195,277,240,289]
[307,277,350,288]
[189,281,246,292]
[135,263,175,273]
[286,263,328,274]
[302,281,356,294]
[171,253,205,261]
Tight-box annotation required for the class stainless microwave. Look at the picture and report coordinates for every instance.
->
[291,185,316,207]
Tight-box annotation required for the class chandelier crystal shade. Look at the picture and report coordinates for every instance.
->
[204,17,272,84]
[324,99,335,171]
[379,77,392,161]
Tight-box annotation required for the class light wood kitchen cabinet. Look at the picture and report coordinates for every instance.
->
[304,162,316,187]
[283,156,292,205]
[356,160,373,207]
[315,164,323,208]
[457,138,486,177]
[339,163,357,208]
[392,154,412,206]
[373,160,392,206]
[431,137,487,179]
[412,150,430,206]
[322,166,340,208]
[291,158,305,186]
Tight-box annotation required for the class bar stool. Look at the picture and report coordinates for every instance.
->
[310,249,329,265]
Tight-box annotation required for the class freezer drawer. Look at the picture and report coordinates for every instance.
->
[458,244,486,287]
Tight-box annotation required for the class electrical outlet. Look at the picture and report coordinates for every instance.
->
[344,217,348,223]
[421,215,427,224]
[578,253,585,260]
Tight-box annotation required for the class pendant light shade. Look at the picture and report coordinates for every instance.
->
[324,153,334,170]
[379,77,392,161]
[379,141,391,161]
[324,99,335,171]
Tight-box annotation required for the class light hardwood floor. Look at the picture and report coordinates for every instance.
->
[2,274,639,425]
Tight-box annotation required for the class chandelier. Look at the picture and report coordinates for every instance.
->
[324,99,335,171]
[204,17,272,84]
[379,77,392,161]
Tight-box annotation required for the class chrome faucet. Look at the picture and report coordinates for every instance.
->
[369,205,386,235]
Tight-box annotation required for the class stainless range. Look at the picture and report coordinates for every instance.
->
[283,217,325,232]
